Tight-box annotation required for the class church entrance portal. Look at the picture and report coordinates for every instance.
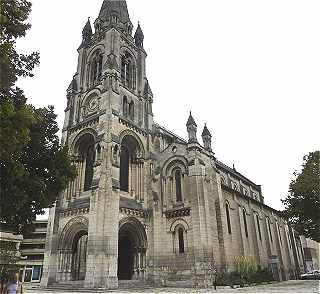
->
[117,218,147,280]
[118,234,134,280]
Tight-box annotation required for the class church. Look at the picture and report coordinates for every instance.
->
[41,0,304,289]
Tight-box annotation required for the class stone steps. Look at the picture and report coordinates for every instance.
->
[118,279,148,288]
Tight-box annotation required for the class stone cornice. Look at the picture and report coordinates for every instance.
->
[119,207,149,218]
[119,116,147,137]
[66,115,100,135]
[164,207,191,219]
[59,207,90,218]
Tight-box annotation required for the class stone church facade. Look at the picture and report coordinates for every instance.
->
[41,0,304,289]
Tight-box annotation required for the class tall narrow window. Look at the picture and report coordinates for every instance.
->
[97,54,103,79]
[123,96,128,117]
[178,227,185,253]
[175,169,182,202]
[226,203,232,234]
[91,59,98,83]
[121,53,134,89]
[277,223,282,245]
[128,101,134,121]
[121,57,126,83]
[120,147,129,191]
[267,218,273,243]
[256,214,262,240]
[84,145,94,191]
[243,209,248,238]
[90,52,103,84]
[125,60,131,88]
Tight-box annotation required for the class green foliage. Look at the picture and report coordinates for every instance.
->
[282,151,320,242]
[216,257,274,287]
[0,241,20,284]
[234,256,257,278]
[0,0,76,233]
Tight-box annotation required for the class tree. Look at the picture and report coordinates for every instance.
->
[0,0,76,232]
[0,240,20,290]
[282,151,320,242]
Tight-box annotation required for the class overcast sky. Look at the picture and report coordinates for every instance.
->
[17,0,320,211]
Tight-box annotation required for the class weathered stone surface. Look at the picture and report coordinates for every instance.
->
[41,0,305,290]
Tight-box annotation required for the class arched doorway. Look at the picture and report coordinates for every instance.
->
[57,216,88,282]
[71,231,88,281]
[118,234,135,280]
[118,218,147,280]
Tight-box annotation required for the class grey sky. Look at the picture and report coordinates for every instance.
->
[17,0,320,211]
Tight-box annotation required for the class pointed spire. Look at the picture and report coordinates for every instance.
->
[134,22,144,47]
[186,112,198,143]
[81,18,92,47]
[186,111,197,127]
[202,124,213,151]
[98,0,131,24]
[82,18,92,38]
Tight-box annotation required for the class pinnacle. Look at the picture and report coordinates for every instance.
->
[134,22,144,38]
[186,111,197,127]
[82,18,92,37]
[202,124,211,137]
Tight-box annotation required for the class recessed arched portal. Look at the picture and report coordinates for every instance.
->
[58,216,89,282]
[71,231,88,281]
[118,217,147,280]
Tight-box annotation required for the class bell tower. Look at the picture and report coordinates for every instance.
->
[63,0,153,137]
[42,0,153,290]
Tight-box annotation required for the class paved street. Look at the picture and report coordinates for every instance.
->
[24,280,319,293]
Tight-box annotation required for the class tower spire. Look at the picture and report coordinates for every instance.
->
[98,0,131,23]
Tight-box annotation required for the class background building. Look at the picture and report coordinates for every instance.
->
[17,220,47,283]
[300,236,320,273]
[0,221,47,284]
